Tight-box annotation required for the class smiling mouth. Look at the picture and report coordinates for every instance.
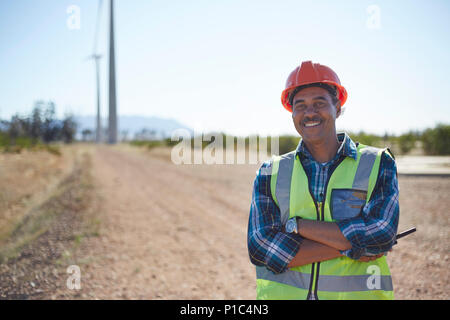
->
[303,120,322,128]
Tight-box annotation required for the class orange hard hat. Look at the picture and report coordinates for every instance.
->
[281,61,348,112]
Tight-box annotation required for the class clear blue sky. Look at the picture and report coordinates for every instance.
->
[1,0,449,136]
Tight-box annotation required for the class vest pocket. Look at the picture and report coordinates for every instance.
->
[330,189,367,221]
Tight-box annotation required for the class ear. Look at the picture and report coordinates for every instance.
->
[335,101,342,118]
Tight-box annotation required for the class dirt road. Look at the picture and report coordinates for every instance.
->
[77,145,259,299]
[2,144,448,299]
[80,145,450,299]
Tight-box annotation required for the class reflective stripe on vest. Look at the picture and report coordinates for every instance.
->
[257,265,393,292]
[256,143,394,300]
[352,146,379,191]
[274,151,296,225]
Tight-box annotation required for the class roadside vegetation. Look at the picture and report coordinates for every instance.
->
[0,150,100,299]
[129,123,450,156]
[0,100,77,155]
[0,151,96,262]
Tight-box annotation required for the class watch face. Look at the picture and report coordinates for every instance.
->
[286,219,295,233]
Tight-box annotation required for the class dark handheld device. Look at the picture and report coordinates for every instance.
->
[394,227,416,245]
[396,227,416,240]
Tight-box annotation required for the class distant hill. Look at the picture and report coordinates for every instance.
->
[74,115,193,141]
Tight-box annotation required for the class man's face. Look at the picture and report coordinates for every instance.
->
[291,86,341,143]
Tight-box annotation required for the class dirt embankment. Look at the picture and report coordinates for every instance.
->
[0,147,100,299]
[0,148,74,241]
[0,144,448,299]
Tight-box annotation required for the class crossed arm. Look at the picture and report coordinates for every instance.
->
[287,220,383,268]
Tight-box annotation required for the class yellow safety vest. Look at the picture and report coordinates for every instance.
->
[256,143,394,300]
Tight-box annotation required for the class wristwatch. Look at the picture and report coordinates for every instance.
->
[285,217,300,234]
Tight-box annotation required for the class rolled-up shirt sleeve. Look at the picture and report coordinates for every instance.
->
[247,161,304,274]
[336,152,400,260]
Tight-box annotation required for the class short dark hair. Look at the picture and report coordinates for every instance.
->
[289,82,339,106]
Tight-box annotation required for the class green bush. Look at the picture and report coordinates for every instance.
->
[422,124,450,155]
[0,135,34,153]
[15,136,33,149]
[146,141,163,149]
[130,140,168,149]
[164,137,181,147]
[398,132,417,154]
[0,131,10,147]
[278,135,301,154]
[129,140,150,147]
[347,131,383,147]
[130,125,450,156]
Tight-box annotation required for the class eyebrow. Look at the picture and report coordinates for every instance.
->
[294,96,328,105]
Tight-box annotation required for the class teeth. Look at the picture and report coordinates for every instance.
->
[304,121,320,127]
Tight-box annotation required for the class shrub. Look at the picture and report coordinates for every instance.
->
[278,135,301,154]
[422,124,450,155]
[398,132,417,154]
[347,131,383,147]
[0,131,10,147]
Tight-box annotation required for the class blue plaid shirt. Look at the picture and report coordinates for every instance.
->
[247,133,399,274]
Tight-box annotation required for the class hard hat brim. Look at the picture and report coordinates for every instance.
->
[281,81,347,113]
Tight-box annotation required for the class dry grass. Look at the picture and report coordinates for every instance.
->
[0,146,101,299]
[0,146,76,243]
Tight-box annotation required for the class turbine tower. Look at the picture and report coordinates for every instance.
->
[87,0,103,143]
[108,0,118,144]
[90,54,102,143]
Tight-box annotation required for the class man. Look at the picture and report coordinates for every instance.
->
[247,61,399,300]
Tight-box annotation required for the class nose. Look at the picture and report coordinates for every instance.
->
[304,103,318,117]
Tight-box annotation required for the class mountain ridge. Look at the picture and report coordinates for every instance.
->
[74,115,193,140]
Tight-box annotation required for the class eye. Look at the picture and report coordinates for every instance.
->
[314,102,326,109]
[294,104,307,111]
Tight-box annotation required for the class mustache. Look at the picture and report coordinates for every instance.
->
[302,117,322,123]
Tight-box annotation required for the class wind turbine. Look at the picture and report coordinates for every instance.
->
[89,53,102,143]
[108,0,117,144]
[87,0,104,143]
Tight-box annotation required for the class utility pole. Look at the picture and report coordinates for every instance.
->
[108,0,117,144]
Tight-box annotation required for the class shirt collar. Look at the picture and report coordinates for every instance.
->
[296,132,358,162]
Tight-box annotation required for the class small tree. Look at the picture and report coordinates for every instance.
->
[8,114,25,143]
[81,129,93,141]
[61,114,77,143]
[30,103,43,143]
[42,101,59,143]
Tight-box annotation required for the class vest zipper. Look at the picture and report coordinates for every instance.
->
[309,202,322,300]
[312,156,346,300]
[298,154,345,300]
[297,153,321,300]
[305,180,321,300]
